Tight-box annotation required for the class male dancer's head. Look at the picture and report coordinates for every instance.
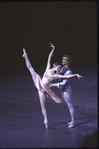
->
[53,55,72,73]
[62,55,71,66]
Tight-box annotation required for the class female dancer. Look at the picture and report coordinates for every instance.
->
[22,42,82,128]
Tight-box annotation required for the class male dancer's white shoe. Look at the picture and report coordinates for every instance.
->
[68,122,71,125]
[68,121,76,128]
[44,120,49,129]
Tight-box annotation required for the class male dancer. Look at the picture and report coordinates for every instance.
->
[51,55,76,128]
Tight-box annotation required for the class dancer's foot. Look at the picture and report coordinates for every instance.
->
[68,120,77,128]
[44,120,49,129]
[68,120,77,125]
[68,122,72,125]
[22,48,27,58]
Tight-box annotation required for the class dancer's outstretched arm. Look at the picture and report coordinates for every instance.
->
[45,42,55,71]
[49,74,83,88]
[54,74,83,79]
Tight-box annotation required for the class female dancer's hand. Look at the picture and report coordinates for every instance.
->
[47,83,53,88]
[49,42,55,49]
[49,83,53,87]
[76,74,83,79]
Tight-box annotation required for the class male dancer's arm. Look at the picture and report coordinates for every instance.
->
[52,70,72,88]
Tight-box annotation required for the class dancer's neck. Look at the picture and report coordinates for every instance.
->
[62,64,68,68]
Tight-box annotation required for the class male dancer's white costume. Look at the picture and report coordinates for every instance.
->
[53,66,76,128]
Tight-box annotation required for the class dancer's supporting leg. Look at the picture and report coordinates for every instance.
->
[38,91,48,128]
[22,49,48,128]
[61,88,76,128]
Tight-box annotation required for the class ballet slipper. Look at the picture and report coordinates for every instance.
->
[68,121,77,128]
[44,120,49,129]
[68,121,76,125]
[68,122,72,125]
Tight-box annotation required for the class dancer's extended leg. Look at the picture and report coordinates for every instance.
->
[22,49,48,128]
[22,48,36,77]
[22,49,42,91]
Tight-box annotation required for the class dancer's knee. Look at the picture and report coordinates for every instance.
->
[41,103,45,109]
[64,98,73,108]
[41,105,46,116]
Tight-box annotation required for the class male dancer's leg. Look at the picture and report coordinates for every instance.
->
[61,87,76,128]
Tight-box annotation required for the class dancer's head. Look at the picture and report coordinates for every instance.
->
[62,55,71,66]
[53,62,61,72]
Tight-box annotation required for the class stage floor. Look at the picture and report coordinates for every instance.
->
[0,70,98,148]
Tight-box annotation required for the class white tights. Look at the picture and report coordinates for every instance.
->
[61,86,75,123]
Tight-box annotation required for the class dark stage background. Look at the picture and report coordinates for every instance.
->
[1,2,97,79]
[0,2,97,148]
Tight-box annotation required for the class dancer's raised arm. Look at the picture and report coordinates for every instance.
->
[45,42,55,71]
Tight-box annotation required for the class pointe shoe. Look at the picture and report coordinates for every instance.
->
[68,121,77,128]
[44,120,49,129]
[22,48,27,58]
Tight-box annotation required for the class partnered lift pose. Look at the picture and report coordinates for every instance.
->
[22,42,82,128]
